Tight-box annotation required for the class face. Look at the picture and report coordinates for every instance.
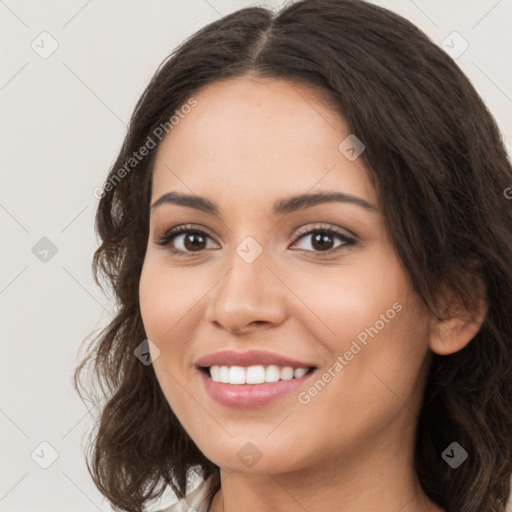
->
[139,75,436,475]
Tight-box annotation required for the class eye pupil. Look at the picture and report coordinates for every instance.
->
[312,231,334,251]
[184,232,206,251]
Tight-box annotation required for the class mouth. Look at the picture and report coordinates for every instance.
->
[197,364,319,408]
[194,349,319,407]
[198,364,317,384]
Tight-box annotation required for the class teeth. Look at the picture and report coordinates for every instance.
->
[210,365,221,381]
[247,365,265,384]
[265,365,280,383]
[294,367,308,378]
[280,367,294,381]
[208,365,312,384]
[219,366,229,383]
[228,366,246,384]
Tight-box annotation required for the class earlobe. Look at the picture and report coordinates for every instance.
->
[428,280,488,356]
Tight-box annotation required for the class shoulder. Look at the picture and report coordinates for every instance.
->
[152,473,215,512]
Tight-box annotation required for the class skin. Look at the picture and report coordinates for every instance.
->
[138,75,486,512]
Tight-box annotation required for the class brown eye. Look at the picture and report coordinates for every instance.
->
[155,223,356,258]
[290,225,356,255]
[156,225,218,257]
[179,231,208,251]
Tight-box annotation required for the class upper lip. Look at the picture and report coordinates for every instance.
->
[195,350,317,369]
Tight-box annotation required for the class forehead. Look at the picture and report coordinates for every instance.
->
[151,76,376,209]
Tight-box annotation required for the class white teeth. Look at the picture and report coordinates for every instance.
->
[280,367,294,380]
[228,366,246,384]
[246,365,265,384]
[265,365,280,383]
[219,366,229,383]
[210,366,220,381]
[208,365,312,384]
[294,367,308,378]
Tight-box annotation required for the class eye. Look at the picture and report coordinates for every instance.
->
[155,224,218,257]
[155,222,356,258]
[290,223,356,255]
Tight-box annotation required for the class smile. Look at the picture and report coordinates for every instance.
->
[197,366,317,407]
[205,364,314,384]
[195,349,319,407]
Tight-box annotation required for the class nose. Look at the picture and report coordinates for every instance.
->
[203,245,287,334]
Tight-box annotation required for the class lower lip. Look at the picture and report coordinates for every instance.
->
[198,369,317,408]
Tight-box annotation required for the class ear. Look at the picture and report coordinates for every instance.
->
[429,276,488,356]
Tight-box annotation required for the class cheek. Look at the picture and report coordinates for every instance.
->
[139,259,200,415]
[293,250,431,406]
[292,299,430,462]
[285,249,407,349]
[139,254,206,347]
[139,262,186,389]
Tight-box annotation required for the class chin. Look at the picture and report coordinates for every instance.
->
[198,438,309,475]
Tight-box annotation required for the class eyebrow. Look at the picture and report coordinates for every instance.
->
[151,191,377,215]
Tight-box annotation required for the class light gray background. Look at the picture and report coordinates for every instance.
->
[1,1,511,511]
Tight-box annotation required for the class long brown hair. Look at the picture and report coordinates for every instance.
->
[74,1,512,510]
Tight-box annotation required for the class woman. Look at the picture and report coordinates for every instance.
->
[74,1,512,511]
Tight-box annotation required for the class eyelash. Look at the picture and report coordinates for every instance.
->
[155,223,356,258]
